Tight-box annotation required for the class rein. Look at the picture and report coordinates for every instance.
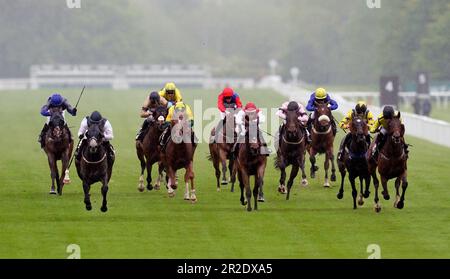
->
[82,153,107,164]
[312,125,332,135]
[282,134,304,145]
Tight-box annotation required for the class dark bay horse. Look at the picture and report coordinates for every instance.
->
[75,122,114,212]
[308,102,337,187]
[136,105,167,192]
[160,112,197,202]
[275,109,308,200]
[337,116,371,209]
[209,110,238,191]
[367,114,408,213]
[43,110,73,195]
[234,119,267,211]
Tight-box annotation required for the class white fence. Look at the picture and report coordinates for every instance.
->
[272,83,450,148]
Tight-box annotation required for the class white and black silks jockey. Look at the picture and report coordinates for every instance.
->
[76,111,115,166]
[38,93,77,148]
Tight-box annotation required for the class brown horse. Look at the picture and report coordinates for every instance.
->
[308,102,337,187]
[43,110,73,195]
[234,118,267,211]
[208,111,238,192]
[75,122,114,212]
[367,114,408,213]
[337,116,371,209]
[136,105,167,192]
[160,112,197,202]
[275,109,308,200]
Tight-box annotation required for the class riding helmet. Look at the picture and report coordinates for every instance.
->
[50,93,64,106]
[287,101,299,111]
[222,87,234,98]
[314,88,327,100]
[89,111,103,124]
[149,91,160,102]
[383,106,395,119]
[355,101,367,114]
[164,82,176,93]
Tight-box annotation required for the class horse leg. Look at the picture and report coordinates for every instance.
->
[230,159,236,192]
[55,163,62,196]
[220,150,228,185]
[323,152,330,188]
[166,167,176,198]
[83,181,92,211]
[60,153,70,193]
[286,165,299,201]
[278,164,287,194]
[364,174,371,198]
[300,155,308,187]
[154,162,164,190]
[381,176,390,200]
[241,169,252,212]
[330,151,337,182]
[137,150,146,192]
[350,174,357,209]
[309,150,318,178]
[396,174,408,209]
[147,161,154,191]
[238,170,246,206]
[257,162,266,203]
[372,172,381,213]
[337,166,346,200]
[212,152,221,192]
[189,162,196,203]
[100,177,109,212]
[357,176,364,206]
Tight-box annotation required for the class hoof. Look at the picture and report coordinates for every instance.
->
[147,184,153,191]
[184,192,190,200]
[374,204,381,213]
[49,189,57,195]
[363,191,371,198]
[63,178,71,184]
[301,179,309,187]
[258,197,265,203]
[395,200,404,209]
[217,188,221,192]
[154,185,161,190]
[172,185,178,190]
[138,186,145,192]
[190,196,197,203]
[357,197,364,206]
[278,185,287,194]
[383,194,390,200]
[246,207,252,212]
[168,191,175,198]
[100,206,108,213]
[86,204,92,211]
[331,174,336,182]
[221,180,228,185]
[337,192,343,199]
[323,183,330,188]
[310,173,316,179]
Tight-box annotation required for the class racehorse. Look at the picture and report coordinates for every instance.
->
[234,118,267,211]
[337,116,371,209]
[308,102,337,187]
[159,110,197,202]
[367,114,408,213]
[208,110,238,192]
[75,122,114,212]
[136,105,167,192]
[43,109,73,195]
[275,109,308,200]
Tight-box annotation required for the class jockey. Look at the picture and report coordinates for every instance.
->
[136,91,168,141]
[370,106,408,161]
[232,102,270,157]
[38,93,77,148]
[213,87,242,143]
[159,82,182,108]
[76,111,115,166]
[306,88,338,136]
[276,101,310,147]
[337,101,374,161]
[159,101,195,149]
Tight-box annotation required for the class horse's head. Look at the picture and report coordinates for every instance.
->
[86,123,103,154]
[248,135,261,156]
[387,113,404,144]
[350,116,368,143]
[314,102,332,130]
[154,105,168,131]
[48,111,65,138]
[285,109,302,140]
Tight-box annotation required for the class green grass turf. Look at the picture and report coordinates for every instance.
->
[0,89,449,259]
[399,103,450,123]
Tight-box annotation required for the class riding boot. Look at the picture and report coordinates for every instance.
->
[305,127,312,144]
[277,124,284,150]
[136,118,150,141]
[372,133,386,161]
[159,126,170,150]
[231,134,244,159]
[105,142,115,167]
[337,133,352,161]
[306,117,313,134]
[38,123,49,148]
[366,134,371,146]
[259,132,271,156]
[75,139,85,161]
